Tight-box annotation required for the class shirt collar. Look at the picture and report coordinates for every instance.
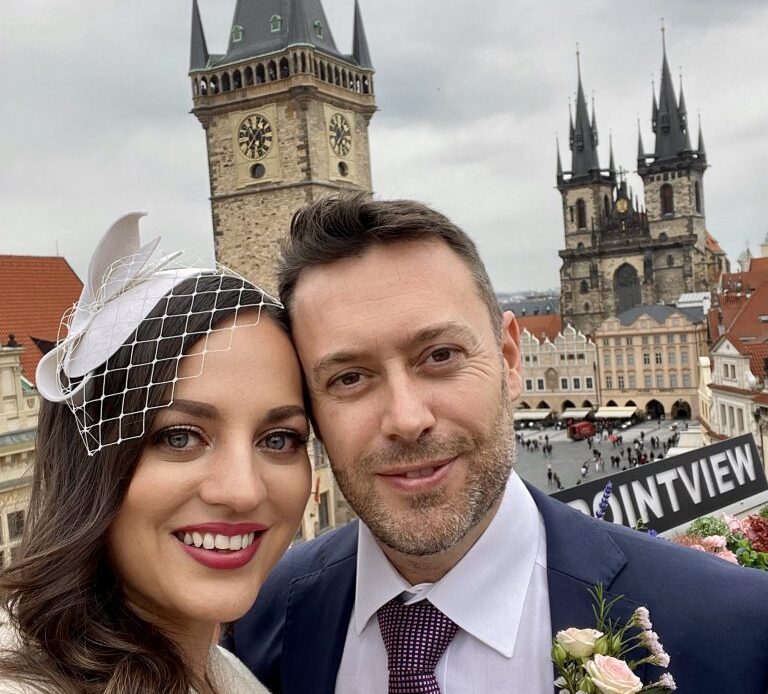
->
[353,470,546,658]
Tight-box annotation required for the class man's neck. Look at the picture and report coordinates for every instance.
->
[378,495,503,585]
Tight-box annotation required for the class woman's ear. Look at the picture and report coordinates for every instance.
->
[500,311,522,400]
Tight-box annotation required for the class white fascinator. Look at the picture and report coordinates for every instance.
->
[36,212,280,455]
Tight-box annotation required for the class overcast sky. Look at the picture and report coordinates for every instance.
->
[2,1,766,292]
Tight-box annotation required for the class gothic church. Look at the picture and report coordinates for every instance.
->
[557,35,727,336]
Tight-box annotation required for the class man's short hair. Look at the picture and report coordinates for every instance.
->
[277,194,502,339]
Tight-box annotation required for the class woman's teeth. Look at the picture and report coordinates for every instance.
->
[177,531,256,551]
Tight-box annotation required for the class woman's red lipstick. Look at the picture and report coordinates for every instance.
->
[173,522,267,570]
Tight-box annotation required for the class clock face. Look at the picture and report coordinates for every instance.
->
[329,113,352,158]
[615,198,629,214]
[237,114,273,160]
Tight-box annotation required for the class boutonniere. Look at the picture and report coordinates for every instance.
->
[551,585,676,694]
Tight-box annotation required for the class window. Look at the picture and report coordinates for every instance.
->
[625,337,633,345]
[532,355,538,363]
[524,355,530,363]
[561,378,569,390]
[680,333,688,343]
[627,352,635,367]
[313,20,323,38]
[616,353,623,367]
[668,350,676,366]
[605,376,613,389]
[670,372,678,388]
[666,254,674,267]
[655,352,663,365]
[569,206,574,223]
[270,14,282,32]
[644,374,652,388]
[728,406,735,429]
[737,409,745,433]
[661,183,674,215]
[642,336,649,345]
[629,374,636,388]
[667,334,675,344]
[559,354,566,362]
[585,377,593,389]
[525,379,533,391]
[602,338,610,346]
[604,353,611,367]
[694,180,701,213]
[318,492,330,530]
[231,24,244,42]
[723,364,729,378]
[574,378,581,390]
[537,378,545,391]
[567,353,575,361]
[614,337,622,346]
[656,373,664,388]
[576,199,587,229]
[720,404,727,425]
[643,353,650,365]
[681,349,689,364]
[682,372,691,387]
[580,280,590,294]
[653,335,661,345]
[577,353,585,361]
[730,364,737,379]
[7,511,24,541]
[618,375,625,389]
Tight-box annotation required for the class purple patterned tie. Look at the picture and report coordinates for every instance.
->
[377,598,459,694]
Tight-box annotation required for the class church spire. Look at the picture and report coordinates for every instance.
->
[697,114,707,164]
[652,24,689,160]
[556,137,564,185]
[608,133,615,176]
[189,0,209,71]
[352,0,373,69]
[569,46,600,179]
[287,0,312,45]
[637,119,646,165]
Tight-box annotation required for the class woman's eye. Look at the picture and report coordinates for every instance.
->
[157,428,203,451]
[260,431,305,452]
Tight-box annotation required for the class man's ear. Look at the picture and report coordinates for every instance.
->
[500,310,522,400]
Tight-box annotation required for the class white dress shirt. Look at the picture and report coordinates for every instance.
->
[335,470,552,693]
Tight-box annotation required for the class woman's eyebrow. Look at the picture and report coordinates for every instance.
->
[165,399,220,419]
[261,405,308,426]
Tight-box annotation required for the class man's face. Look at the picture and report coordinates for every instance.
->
[291,239,522,555]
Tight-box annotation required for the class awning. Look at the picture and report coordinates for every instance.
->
[594,406,639,419]
[513,409,552,421]
[561,408,592,420]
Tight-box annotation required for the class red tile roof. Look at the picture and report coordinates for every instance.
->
[517,314,563,343]
[0,255,83,383]
[706,232,725,254]
[718,282,768,380]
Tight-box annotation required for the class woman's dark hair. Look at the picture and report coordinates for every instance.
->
[0,275,283,693]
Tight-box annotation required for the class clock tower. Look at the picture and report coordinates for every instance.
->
[189,0,376,290]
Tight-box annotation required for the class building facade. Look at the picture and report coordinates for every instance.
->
[594,305,708,420]
[557,39,727,335]
[0,343,38,567]
[189,0,376,292]
[518,324,598,413]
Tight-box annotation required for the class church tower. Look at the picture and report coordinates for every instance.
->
[189,0,376,290]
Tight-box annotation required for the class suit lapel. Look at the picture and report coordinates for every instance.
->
[282,524,358,694]
[527,484,650,686]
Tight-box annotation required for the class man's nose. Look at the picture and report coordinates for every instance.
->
[380,372,436,442]
[199,439,268,512]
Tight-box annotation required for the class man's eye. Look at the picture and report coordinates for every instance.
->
[333,372,362,387]
[429,347,454,363]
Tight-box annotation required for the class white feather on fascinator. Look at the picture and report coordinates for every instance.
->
[36,212,280,455]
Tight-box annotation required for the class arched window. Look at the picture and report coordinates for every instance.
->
[362,76,370,94]
[604,195,610,217]
[313,59,319,76]
[279,57,290,78]
[577,242,585,249]
[193,78,199,96]
[268,61,277,81]
[300,52,307,73]
[583,303,591,312]
[231,24,244,42]
[232,69,242,89]
[334,66,340,86]
[199,77,208,95]
[293,54,299,74]
[613,263,641,314]
[256,64,266,84]
[221,73,231,92]
[576,199,587,229]
[270,15,282,32]
[320,62,326,81]
[244,66,254,86]
[342,71,348,88]
[660,183,674,215]
[659,232,668,241]
[694,180,701,213]
[666,254,674,267]
[580,280,589,294]
[209,75,219,94]
[355,75,361,92]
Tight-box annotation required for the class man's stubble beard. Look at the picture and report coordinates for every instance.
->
[331,380,516,556]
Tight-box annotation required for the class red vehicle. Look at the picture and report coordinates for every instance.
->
[568,421,596,441]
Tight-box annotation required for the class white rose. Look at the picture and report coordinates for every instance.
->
[586,654,643,694]
[555,627,604,658]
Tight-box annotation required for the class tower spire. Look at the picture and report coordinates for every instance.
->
[556,137,564,185]
[697,113,707,163]
[569,45,600,178]
[352,0,373,69]
[608,132,615,175]
[189,0,209,71]
[653,24,688,160]
[637,118,646,163]
[287,0,312,46]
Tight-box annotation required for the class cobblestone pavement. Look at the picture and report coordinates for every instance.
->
[515,419,688,493]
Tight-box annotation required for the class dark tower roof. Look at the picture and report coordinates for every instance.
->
[569,50,600,178]
[651,29,690,161]
[352,0,373,69]
[190,0,209,70]
[215,0,342,67]
[697,116,707,163]
[556,138,564,184]
[637,119,645,164]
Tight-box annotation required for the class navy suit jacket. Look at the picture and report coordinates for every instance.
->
[228,484,768,693]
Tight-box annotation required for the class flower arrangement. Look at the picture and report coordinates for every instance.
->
[552,585,676,694]
[671,509,768,571]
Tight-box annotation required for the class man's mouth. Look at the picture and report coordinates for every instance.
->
[376,458,457,490]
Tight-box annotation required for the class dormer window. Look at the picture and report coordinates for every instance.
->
[232,24,244,42]
[314,20,323,38]
[270,15,282,32]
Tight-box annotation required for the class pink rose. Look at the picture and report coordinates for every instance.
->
[720,512,743,533]
[586,654,643,694]
[718,549,739,564]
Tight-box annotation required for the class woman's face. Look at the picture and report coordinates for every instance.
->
[108,311,311,634]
